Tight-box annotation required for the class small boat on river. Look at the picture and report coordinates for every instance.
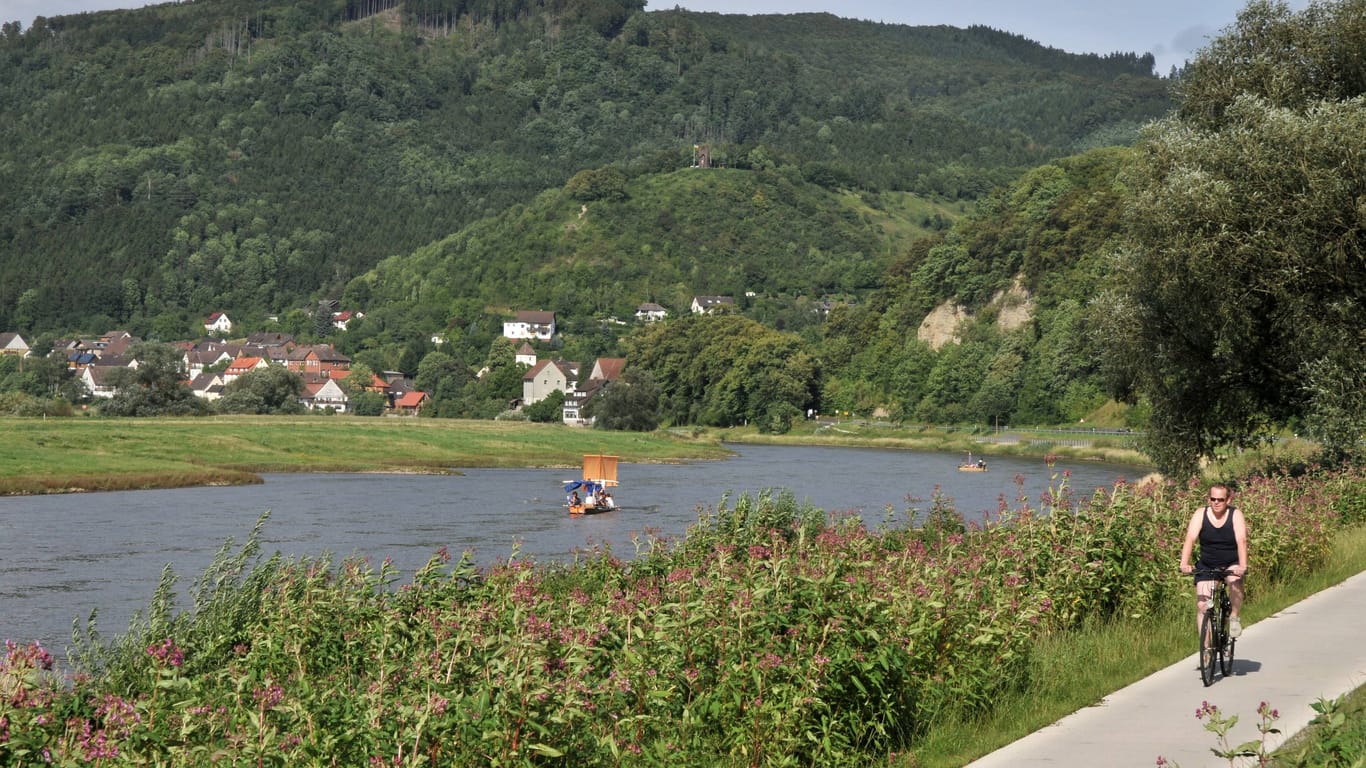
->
[564,454,619,515]
[958,451,988,472]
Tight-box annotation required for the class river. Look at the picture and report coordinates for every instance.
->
[1,444,1143,656]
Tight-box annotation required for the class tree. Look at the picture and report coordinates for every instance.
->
[523,389,566,422]
[415,350,473,399]
[476,337,525,404]
[338,362,386,416]
[586,370,660,431]
[0,353,79,400]
[627,315,817,427]
[1104,0,1366,474]
[103,342,208,416]
[218,366,306,414]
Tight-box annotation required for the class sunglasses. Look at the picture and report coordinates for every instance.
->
[1208,496,1228,502]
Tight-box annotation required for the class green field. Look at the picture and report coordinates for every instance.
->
[1,415,1164,497]
[0,416,732,495]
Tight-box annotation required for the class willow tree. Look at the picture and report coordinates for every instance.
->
[1102,0,1366,475]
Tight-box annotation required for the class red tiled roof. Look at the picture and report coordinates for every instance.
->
[593,358,626,381]
[226,356,264,372]
[396,391,428,407]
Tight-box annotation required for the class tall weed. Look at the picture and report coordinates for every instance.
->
[4,470,1363,766]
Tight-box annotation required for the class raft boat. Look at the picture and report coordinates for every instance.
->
[564,454,620,515]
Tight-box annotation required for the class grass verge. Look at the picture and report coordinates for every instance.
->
[910,524,1366,767]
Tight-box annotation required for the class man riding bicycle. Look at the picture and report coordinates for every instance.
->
[1179,483,1249,638]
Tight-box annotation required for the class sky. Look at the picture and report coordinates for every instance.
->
[2,0,1310,75]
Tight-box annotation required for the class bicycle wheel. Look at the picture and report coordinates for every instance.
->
[1221,619,1236,677]
[1200,610,1217,686]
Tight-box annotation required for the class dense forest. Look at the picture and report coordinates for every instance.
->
[4,0,1362,474]
[0,0,1167,335]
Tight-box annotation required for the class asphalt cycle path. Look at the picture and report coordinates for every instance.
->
[968,569,1366,767]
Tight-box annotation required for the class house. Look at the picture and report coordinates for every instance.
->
[247,331,294,347]
[332,310,363,331]
[261,345,293,367]
[65,350,98,370]
[205,312,233,335]
[382,374,418,408]
[222,356,269,384]
[588,358,625,382]
[690,296,735,315]
[560,358,625,425]
[634,303,668,323]
[300,378,348,412]
[286,344,351,378]
[184,342,239,379]
[393,390,429,416]
[522,359,578,405]
[503,310,556,341]
[99,331,139,358]
[562,377,609,425]
[189,372,226,401]
[0,332,30,357]
[80,364,125,398]
[515,342,537,367]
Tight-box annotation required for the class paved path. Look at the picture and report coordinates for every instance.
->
[969,570,1366,767]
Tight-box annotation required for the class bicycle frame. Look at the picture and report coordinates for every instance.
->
[1194,567,1236,686]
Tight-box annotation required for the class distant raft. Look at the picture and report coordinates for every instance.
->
[958,451,988,472]
[564,454,619,515]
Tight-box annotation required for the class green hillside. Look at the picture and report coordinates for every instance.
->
[347,166,891,331]
[818,146,1137,426]
[0,0,1170,337]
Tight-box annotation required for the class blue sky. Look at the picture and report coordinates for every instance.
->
[4,0,1309,74]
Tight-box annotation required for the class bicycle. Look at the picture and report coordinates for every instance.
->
[1193,567,1237,686]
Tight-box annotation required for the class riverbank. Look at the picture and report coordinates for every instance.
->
[0,416,732,495]
[698,420,1154,469]
[0,415,1154,496]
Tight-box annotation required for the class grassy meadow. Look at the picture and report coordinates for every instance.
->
[0,416,732,495]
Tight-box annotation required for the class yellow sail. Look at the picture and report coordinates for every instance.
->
[582,454,619,487]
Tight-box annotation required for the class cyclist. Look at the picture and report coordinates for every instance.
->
[1179,483,1249,637]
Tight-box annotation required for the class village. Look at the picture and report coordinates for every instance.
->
[0,296,744,424]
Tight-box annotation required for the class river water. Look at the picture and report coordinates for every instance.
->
[1,444,1143,656]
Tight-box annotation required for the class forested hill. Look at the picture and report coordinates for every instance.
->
[342,165,903,343]
[0,0,1171,337]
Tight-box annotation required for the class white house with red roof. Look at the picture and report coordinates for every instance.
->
[300,378,348,412]
[331,310,363,330]
[204,312,233,335]
[222,356,269,384]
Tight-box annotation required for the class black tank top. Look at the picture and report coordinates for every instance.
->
[1197,507,1238,568]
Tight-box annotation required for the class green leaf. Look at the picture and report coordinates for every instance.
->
[527,743,564,758]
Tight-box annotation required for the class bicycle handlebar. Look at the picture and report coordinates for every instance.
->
[1182,566,1245,577]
